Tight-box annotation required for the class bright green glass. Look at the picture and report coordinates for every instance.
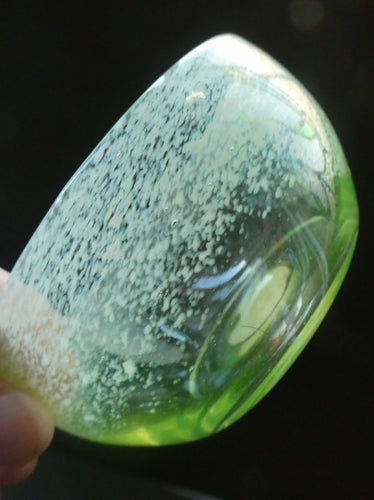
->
[0,34,358,445]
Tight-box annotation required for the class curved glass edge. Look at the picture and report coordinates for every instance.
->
[216,224,358,434]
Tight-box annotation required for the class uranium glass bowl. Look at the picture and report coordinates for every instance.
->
[0,34,358,445]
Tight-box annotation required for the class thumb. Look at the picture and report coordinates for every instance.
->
[0,382,54,485]
[0,267,54,485]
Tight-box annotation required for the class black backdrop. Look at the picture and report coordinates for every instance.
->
[1,1,373,499]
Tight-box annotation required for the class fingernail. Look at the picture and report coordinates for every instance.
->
[0,383,54,465]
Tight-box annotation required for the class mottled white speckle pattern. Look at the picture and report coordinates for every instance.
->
[0,35,356,445]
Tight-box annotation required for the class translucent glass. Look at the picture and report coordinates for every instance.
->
[0,34,358,445]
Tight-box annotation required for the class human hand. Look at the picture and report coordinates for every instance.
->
[0,268,54,492]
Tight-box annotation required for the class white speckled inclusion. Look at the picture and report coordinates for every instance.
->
[0,34,356,444]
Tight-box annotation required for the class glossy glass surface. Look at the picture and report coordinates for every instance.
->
[0,34,358,445]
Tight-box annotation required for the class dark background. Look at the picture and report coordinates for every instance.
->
[1,1,373,499]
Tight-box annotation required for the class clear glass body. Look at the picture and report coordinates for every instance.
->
[0,35,358,445]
